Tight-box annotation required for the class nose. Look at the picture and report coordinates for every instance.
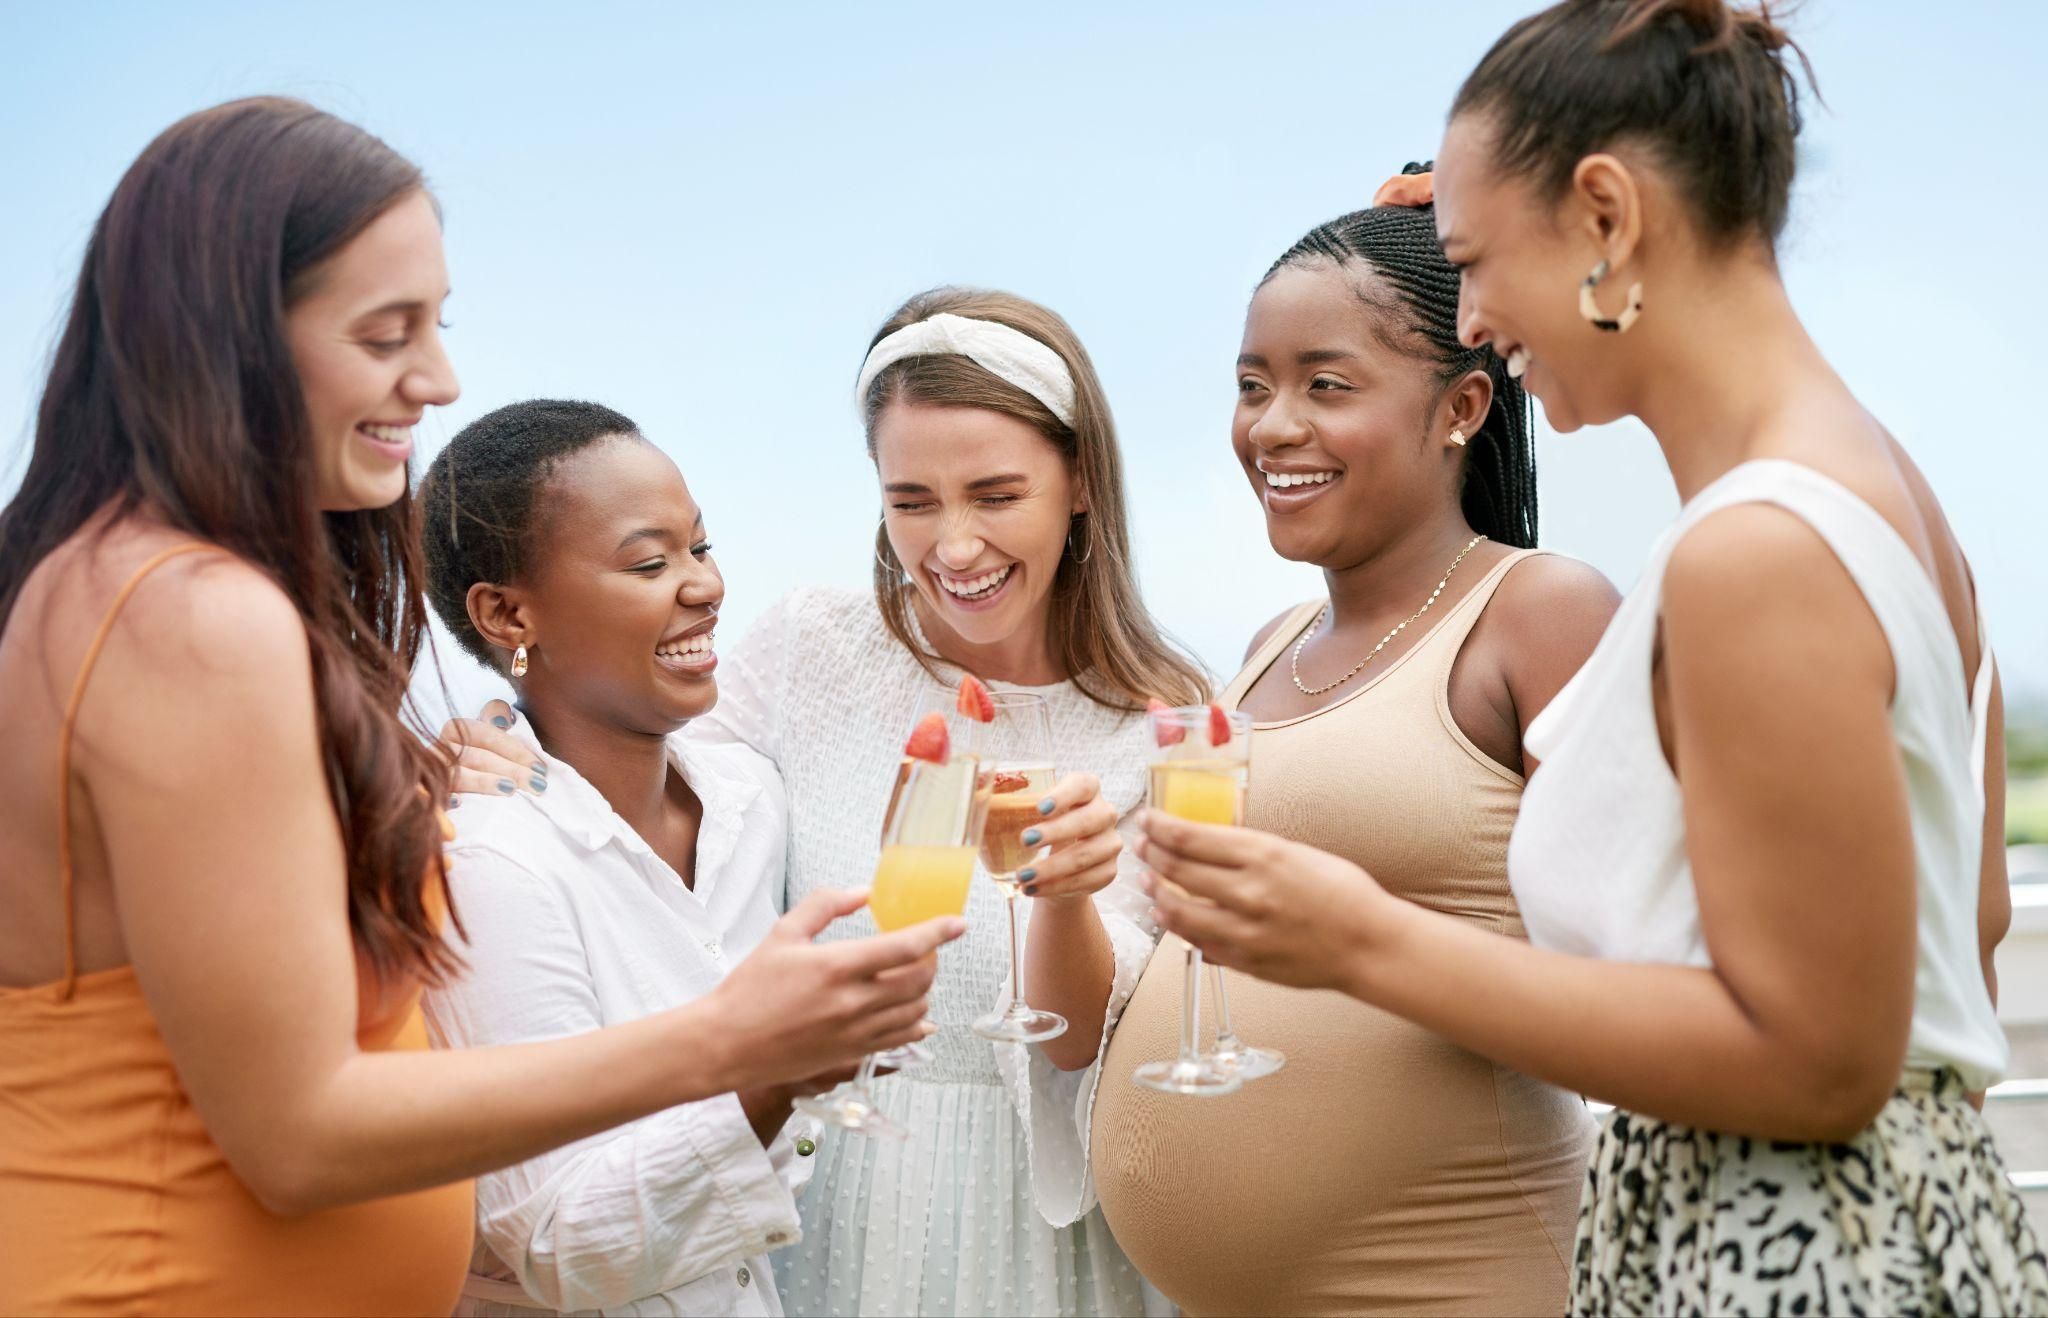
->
[677,552,724,610]
[934,510,987,571]
[403,331,461,409]
[1456,284,1489,351]
[1247,387,1312,452]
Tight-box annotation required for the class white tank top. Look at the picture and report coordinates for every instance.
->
[1508,459,2008,1090]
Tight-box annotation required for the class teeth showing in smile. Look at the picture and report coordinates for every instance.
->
[656,632,715,660]
[939,565,1012,599]
[1504,347,1530,380]
[1263,470,1338,488]
[360,423,413,444]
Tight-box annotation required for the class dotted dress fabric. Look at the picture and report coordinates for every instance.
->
[688,587,1164,1317]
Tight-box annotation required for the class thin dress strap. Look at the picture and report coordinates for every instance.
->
[56,543,222,1000]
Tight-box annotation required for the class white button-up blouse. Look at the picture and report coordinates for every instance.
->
[423,723,816,1317]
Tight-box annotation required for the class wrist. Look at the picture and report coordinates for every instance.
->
[671,992,749,1101]
[1339,886,1416,1004]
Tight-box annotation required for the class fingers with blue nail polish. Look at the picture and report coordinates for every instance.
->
[1037,796,1057,816]
[1021,828,1042,847]
[497,779,515,795]
[1018,868,1036,883]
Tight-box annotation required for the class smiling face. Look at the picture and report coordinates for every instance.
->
[1434,114,1631,434]
[502,437,724,735]
[873,400,1081,654]
[285,190,459,511]
[1234,263,1473,567]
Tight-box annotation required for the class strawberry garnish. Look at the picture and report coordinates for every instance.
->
[957,674,996,723]
[1207,702,1232,748]
[989,771,1031,794]
[1146,698,1186,747]
[904,711,950,764]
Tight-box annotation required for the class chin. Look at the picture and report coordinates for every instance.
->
[321,469,410,513]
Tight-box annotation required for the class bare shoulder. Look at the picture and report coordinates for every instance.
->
[1662,503,1891,690]
[1483,553,1619,667]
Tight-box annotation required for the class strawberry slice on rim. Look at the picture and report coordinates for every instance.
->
[1207,702,1233,748]
[957,674,995,723]
[1146,698,1186,747]
[988,771,1031,795]
[904,711,950,764]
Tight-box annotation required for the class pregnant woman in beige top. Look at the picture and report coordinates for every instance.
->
[1010,168,1619,1316]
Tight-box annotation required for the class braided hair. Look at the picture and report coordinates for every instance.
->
[1263,163,1538,548]
[419,398,643,666]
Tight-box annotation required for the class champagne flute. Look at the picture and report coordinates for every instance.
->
[971,691,1067,1044]
[794,701,988,1138]
[1133,705,1250,1097]
[1207,962,1285,1080]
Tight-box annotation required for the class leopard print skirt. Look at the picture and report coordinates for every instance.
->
[1572,1070,2048,1316]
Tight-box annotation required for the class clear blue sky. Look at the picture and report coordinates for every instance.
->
[4,1,2044,715]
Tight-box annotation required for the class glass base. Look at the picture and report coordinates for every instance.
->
[973,1006,1068,1044]
[874,1033,934,1071]
[1212,1041,1286,1081]
[792,1088,907,1139]
[1133,1056,1242,1096]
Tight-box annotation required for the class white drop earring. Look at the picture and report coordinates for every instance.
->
[511,644,529,678]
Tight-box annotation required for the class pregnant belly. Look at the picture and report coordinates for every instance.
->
[1093,936,1591,1317]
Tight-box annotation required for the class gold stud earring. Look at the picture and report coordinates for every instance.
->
[1448,427,1468,448]
[511,644,529,678]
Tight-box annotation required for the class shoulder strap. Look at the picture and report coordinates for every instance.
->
[57,543,222,1000]
[1222,600,1324,708]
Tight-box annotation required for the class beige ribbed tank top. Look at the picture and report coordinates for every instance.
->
[1092,550,1593,1317]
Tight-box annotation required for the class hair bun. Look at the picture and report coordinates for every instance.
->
[1614,0,1793,56]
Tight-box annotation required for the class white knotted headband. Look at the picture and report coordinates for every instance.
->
[853,312,1077,428]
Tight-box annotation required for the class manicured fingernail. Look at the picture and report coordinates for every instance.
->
[490,715,511,729]
[1037,796,1056,816]
[1021,828,1042,847]
[529,775,547,793]
[497,778,515,794]
[1017,868,1036,883]
[531,761,548,776]
[1022,884,1039,897]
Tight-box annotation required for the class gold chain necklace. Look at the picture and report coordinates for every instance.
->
[1290,534,1487,696]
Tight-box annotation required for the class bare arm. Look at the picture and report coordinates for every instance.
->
[85,564,954,1215]
[1144,507,1917,1141]
[1979,664,2011,1009]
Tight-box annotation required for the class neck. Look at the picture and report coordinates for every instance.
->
[908,589,1068,686]
[520,696,677,839]
[1624,262,1841,503]
[1320,514,1484,627]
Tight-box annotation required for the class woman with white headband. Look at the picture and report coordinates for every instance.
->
[690,286,1207,1316]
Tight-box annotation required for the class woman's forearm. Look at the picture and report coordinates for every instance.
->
[1347,899,1903,1142]
[259,1000,747,1215]
[1022,897,1116,1071]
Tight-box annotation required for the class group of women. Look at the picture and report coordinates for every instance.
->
[2,1,2045,1315]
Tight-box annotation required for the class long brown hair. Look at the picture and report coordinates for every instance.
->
[860,287,1208,711]
[0,97,457,985]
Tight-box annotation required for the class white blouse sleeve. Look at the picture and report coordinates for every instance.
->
[690,590,799,765]
[991,805,1161,1227]
[422,850,802,1313]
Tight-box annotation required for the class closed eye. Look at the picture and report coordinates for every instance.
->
[690,541,713,559]
[629,559,667,574]
[1309,376,1354,391]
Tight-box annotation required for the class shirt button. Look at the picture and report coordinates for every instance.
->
[737,1265,752,1287]
[704,939,722,958]
[795,1137,816,1157]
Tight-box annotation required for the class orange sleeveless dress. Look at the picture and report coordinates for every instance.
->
[0,544,474,1316]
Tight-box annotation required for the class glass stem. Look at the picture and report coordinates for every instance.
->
[1003,887,1031,1021]
[1179,945,1206,1064]
[852,1050,880,1092]
[1209,961,1240,1049]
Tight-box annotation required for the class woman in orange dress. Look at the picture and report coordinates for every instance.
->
[0,97,956,1317]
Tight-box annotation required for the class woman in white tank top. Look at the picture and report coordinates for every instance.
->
[1135,4,2047,1314]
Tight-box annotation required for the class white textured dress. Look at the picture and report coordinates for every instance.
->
[689,587,1162,1317]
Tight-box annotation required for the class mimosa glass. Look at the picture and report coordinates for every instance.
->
[972,691,1067,1044]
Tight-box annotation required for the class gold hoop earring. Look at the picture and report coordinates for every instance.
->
[875,519,903,578]
[511,644,529,678]
[1448,427,1468,448]
[1580,259,1644,333]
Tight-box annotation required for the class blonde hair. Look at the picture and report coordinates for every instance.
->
[861,287,1209,711]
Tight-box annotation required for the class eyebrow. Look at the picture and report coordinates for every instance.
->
[883,473,1029,495]
[1237,349,1362,369]
[613,512,704,553]
[351,288,452,322]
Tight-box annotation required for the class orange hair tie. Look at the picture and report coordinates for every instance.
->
[1372,171,1434,209]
